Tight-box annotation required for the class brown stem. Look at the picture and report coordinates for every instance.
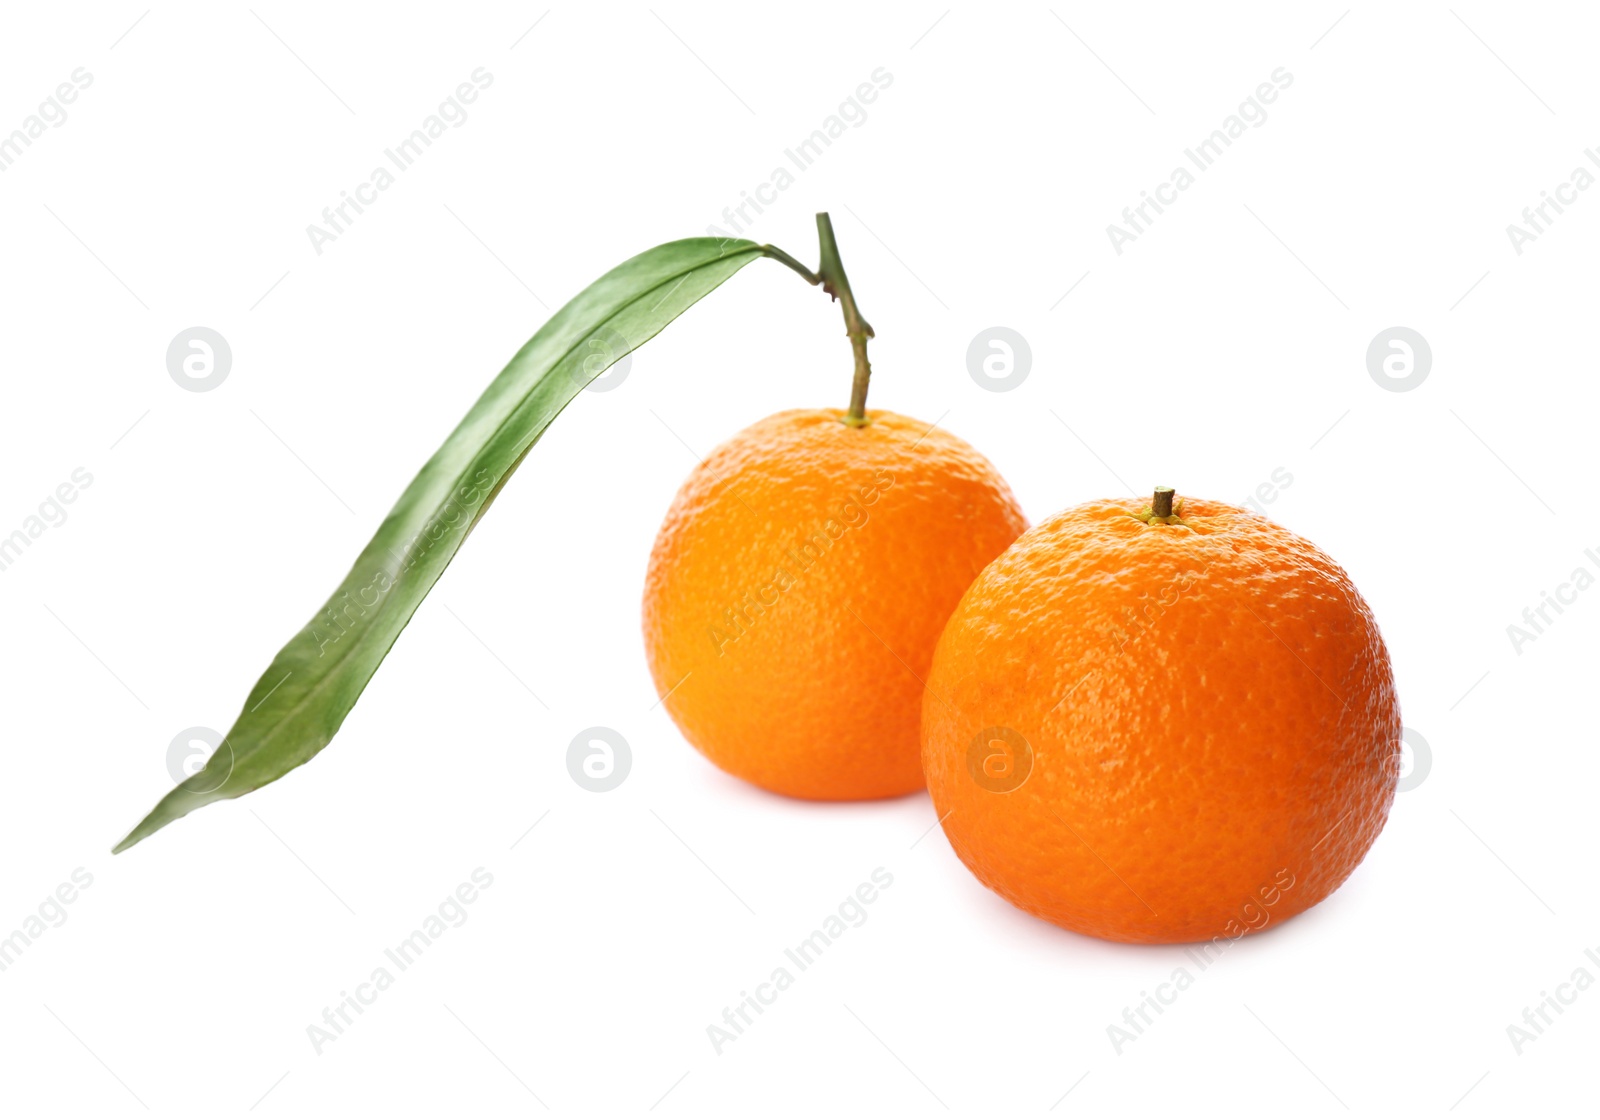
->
[1152,487,1175,518]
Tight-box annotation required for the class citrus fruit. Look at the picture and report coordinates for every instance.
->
[921,488,1401,943]
[643,408,1027,799]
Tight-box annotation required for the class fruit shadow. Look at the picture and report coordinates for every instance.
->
[694,765,1323,959]
[949,873,1312,968]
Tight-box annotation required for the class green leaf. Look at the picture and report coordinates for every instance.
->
[115,237,765,852]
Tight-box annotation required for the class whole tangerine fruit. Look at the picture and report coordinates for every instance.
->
[643,408,1027,799]
[921,488,1401,943]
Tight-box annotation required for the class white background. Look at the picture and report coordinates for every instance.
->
[0,2,1593,1116]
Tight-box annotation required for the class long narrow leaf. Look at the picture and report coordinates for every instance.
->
[115,237,764,852]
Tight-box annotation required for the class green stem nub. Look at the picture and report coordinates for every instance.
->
[1152,487,1175,519]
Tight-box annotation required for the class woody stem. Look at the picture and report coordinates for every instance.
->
[761,212,875,425]
[1152,487,1175,518]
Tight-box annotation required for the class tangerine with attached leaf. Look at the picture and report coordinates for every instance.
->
[644,408,1026,799]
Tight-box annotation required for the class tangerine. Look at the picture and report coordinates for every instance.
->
[643,408,1026,799]
[921,489,1401,943]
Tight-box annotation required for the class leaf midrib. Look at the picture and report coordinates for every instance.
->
[223,244,761,776]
